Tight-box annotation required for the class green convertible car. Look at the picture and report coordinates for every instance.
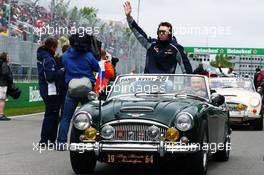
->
[69,74,231,175]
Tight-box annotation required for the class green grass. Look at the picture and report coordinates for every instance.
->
[5,106,45,117]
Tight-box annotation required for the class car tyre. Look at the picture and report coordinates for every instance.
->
[70,151,97,174]
[212,127,231,161]
[252,117,263,130]
[69,126,97,174]
[192,121,208,175]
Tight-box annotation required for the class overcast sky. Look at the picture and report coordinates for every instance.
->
[40,0,264,48]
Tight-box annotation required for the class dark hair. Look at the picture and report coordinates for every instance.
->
[100,49,107,57]
[69,33,92,52]
[44,38,58,50]
[157,22,173,39]
[69,33,102,58]
[62,44,71,53]
[198,63,203,68]
[0,52,8,62]
[111,57,119,68]
[228,67,234,74]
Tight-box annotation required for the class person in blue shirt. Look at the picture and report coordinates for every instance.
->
[56,33,100,150]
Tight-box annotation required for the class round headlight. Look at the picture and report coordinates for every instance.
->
[146,125,160,140]
[101,125,115,139]
[250,98,260,107]
[166,127,180,142]
[73,112,92,130]
[175,112,194,131]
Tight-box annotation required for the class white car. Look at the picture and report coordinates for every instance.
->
[209,77,263,130]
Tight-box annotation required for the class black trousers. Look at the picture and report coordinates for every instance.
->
[40,95,60,143]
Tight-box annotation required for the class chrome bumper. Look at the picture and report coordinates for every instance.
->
[229,111,261,122]
[69,141,200,157]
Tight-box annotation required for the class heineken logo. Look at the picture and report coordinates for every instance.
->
[227,49,252,54]
[29,86,42,102]
[187,47,264,55]
[194,48,219,54]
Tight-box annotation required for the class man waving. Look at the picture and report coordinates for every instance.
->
[124,1,192,74]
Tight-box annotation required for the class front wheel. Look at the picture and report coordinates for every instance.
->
[70,151,97,174]
[212,135,231,161]
[251,117,263,130]
[70,126,97,174]
[192,124,208,175]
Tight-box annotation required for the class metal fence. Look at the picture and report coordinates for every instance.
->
[0,35,39,81]
[0,35,147,81]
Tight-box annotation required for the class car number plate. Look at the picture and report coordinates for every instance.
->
[107,154,154,164]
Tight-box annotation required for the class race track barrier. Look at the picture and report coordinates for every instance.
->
[5,82,43,109]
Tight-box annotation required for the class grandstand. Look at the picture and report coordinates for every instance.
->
[0,0,146,80]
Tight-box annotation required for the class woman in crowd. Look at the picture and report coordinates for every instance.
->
[0,52,13,121]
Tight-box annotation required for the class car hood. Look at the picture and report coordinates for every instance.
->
[215,89,261,103]
[100,98,202,126]
[216,88,260,102]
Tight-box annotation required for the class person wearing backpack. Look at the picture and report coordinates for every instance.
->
[123,1,192,74]
[0,52,13,121]
[56,33,100,150]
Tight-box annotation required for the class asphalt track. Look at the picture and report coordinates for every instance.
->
[0,113,264,175]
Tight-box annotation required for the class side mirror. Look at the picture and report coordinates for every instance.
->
[210,89,216,94]
[257,87,263,94]
[210,93,225,106]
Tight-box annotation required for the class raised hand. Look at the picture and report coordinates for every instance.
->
[123,1,132,17]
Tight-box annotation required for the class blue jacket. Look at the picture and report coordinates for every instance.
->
[37,46,57,97]
[62,48,99,85]
[127,16,193,74]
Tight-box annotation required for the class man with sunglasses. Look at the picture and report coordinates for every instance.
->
[124,1,192,74]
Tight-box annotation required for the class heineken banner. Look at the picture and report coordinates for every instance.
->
[185,47,264,55]
[6,83,43,109]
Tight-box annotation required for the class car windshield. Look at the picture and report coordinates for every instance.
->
[108,75,209,99]
[209,77,255,91]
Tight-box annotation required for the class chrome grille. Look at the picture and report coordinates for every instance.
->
[111,123,166,141]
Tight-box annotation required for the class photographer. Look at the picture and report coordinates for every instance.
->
[56,33,100,150]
